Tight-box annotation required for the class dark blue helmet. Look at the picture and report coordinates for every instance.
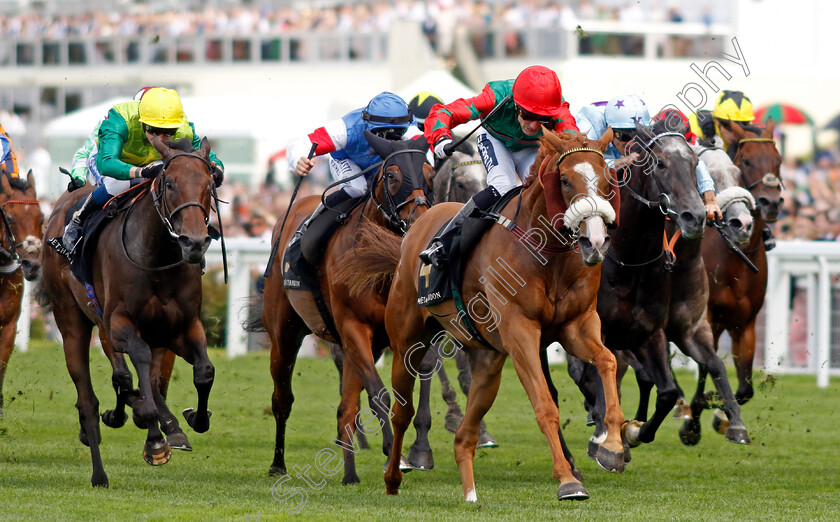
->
[363,92,413,138]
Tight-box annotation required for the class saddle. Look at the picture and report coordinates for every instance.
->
[417,187,523,308]
[47,180,150,287]
[300,195,365,266]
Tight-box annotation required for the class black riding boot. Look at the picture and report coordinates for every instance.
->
[419,186,501,269]
[294,189,354,239]
[762,223,776,251]
[61,193,98,252]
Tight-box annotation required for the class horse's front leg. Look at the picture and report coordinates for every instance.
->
[99,333,133,429]
[559,310,625,473]
[180,317,214,433]
[627,330,681,446]
[504,316,588,501]
[407,348,437,470]
[671,320,750,445]
[110,315,171,466]
[151,349,192,450]
[0,308,18,418]
[731,322,757,405]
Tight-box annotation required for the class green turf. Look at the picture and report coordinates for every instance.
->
[1,339,838,520]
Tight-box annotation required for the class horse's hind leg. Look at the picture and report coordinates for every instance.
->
[55,304,108,486]
[460,348,497,448]
[330,342,369,450]
[436,351,462,433]
[335,363,364,485]
[454,348,507,502]
[99,333,132,429]
[628,330,681,446]
[407,348,438,470]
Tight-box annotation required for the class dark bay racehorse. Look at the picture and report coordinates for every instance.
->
[0,171,44,417]
[567,120,749,453]
[354,129,624,501]
[687,122,781,437]
[39,137,218,487]
[252,133,433,485]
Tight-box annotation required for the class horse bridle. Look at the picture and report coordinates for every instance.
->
[121,152,220,272]
[735,138,784,192]
[622,131,688,218]
[443,157,482,202]
[370,148,431,235]
[0,198,38,272]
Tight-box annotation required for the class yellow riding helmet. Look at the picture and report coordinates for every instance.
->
[711,90,754,123]
[139,87,186,129]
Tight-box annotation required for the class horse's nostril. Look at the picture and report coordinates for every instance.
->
[758,197,770,207]
[679,211,697,225]
[578,236,592,250]
[728,218,742,229]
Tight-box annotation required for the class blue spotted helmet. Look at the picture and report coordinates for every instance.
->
[604,94,650,129]
[362,92,413,139]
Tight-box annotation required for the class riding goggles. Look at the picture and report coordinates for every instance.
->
[371,127,407,141]
[516,105,555,125]
[144,124,178,136]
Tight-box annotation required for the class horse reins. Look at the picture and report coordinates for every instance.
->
[369,148,431,235]
[121,152,220,273]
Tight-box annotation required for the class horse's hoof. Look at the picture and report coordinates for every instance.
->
[101,409,127,429]
[395,455,414,473]
[182,408,212,433]
[557,481,589,501]
[132,411,148,430]
[725,427,751,445]
[679,419,702,446]
[143,441,172,466]
[166,430,192,451]
[621,420,643,448]
[712,409,729,434]
[587,441,625,473]
[91,472,109,488]
[342,474,361,485]
[444,411,463,434]
[407,447,435,471]
[268,465,287,477]
[585,411,595,426]
[477,431,498,448]
[672,399,692,420]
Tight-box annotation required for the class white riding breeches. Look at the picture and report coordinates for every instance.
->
[476,128,538,196]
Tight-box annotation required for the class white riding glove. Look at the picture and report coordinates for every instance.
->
[434,139,453,160]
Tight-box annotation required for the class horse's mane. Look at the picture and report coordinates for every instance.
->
[523,131,590,188]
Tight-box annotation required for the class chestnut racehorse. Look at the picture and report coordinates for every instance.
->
[0,171,44,417]
[359,129,624,501]
[39,137,218,487]
[687,122,781,437]
[254,133,433,485]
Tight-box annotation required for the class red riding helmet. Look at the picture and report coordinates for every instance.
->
[653,108,697,143]
[512,65,564,117]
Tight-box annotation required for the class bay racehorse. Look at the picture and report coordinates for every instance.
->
[252,132,433,485]
[566,120,750,455]
[355,128,624,501]
[0,170,44,417]
[687,122,781,437]
[39,137,219,487]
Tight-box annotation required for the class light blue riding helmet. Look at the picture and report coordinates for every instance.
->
[604,94,650,129]
[362,92,413,132]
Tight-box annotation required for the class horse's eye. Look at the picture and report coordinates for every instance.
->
[656,158,665,170]
[560,177,570,187]
[165,180,174,190]
[743,159,751,167]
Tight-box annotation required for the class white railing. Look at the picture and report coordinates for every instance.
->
[764,241,840,388]
[15,239,840,387]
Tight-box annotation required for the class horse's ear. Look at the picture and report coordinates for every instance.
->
[200,137,212,157]
[722,119,744,143]
[150,134,173,160]
[364,130,394,159]
[596,127,614,152]
[539,127,566,152]
[410,135,429,152]
[635,120,653,142]
[26,169,36,197]
[763,119,775,139]
[0,172,11,195]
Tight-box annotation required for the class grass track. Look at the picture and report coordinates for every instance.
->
[1,340,838,520]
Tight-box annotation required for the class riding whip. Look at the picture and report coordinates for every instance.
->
[264,142,317,278]
[711,218,759,273]
[442,94,512,156]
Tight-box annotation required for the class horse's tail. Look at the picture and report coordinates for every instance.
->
[32,274,51,309]
[243,275,266,332]
[333,219,402,298]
